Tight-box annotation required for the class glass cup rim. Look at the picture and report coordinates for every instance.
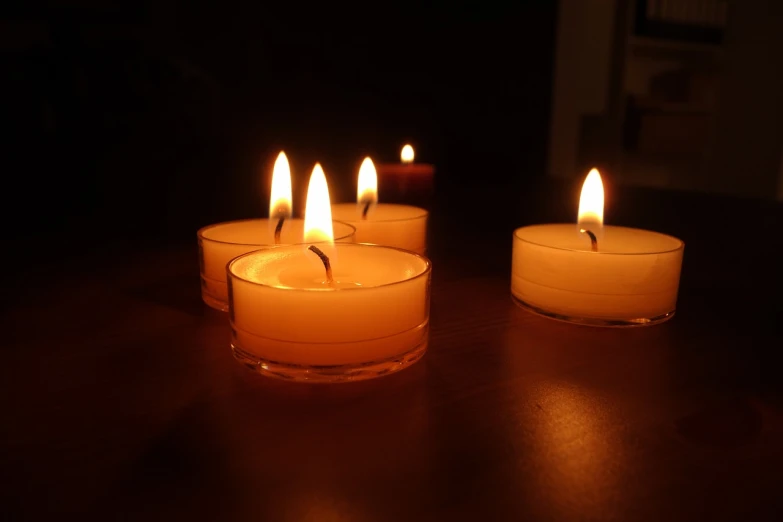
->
[332,203,428,223]
[197,218,356,247]
[228,243,432,292]
[513,223,685,255]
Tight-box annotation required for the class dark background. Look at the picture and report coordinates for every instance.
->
[3,1,557,257]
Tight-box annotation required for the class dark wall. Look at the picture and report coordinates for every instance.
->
[2,2,557,252]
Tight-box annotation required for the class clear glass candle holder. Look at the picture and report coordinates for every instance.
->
[511,224,684,327]
[227,243,432,382]
[198,219,356,311]
[330,203,428,255]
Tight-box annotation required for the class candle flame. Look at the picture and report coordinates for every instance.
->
[304,163,334,243]
[269,151,292,218]
[401,144,414,164]
[577,168,604,228]
[357,157,378,205]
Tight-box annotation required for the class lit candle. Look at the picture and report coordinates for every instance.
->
[228,163,432,382]
[375,144,435,203]
[511,168,684,326]
[331,157,428,254]
[198,152,355,311]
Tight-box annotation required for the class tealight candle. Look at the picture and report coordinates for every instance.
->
[198,151,355,311]
[376,144,435,203]
[511,169,684,326]
[199,219,355,311]
[331,157,428,254]
[228,164,432,382]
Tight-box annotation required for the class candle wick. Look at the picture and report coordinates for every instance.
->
[580,228,598,252]
[274,217,285,244]
[361,201,371,220]
[308,245,334,284]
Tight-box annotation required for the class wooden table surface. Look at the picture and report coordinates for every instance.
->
[2,180,782,521]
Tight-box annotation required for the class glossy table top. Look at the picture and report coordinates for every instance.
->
[2,179,782,521]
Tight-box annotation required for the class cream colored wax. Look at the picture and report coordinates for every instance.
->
[330,203,427,254]
[228,243,431,366]
[198,219,355,311]
[511,224,684,325]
